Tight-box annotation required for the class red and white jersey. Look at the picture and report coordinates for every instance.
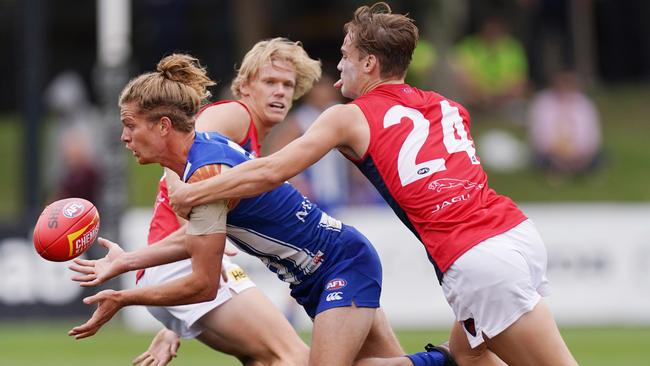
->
[198,100,261,158]
[349,83,526,277]
[147,174,181,245]
[136,174,179,281]
[137,100,261,282]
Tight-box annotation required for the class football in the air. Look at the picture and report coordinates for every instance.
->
[33,197,100,262]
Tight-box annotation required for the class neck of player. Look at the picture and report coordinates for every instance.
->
[160,130,195,178]
[360,76,405,96]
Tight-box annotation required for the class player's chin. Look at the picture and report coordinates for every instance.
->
[135,156,153,165]
[340,87,355,99]
[266,111,287,124]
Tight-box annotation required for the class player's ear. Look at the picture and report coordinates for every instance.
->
[159,116,173,135]
[365,54,378,74]
[239,81,251,97]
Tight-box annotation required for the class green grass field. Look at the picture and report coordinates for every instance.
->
[0,321,648,365]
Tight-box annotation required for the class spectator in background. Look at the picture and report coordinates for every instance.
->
[55,129,101,202]
[528,69,602,179]
[43,71,103,203]
[452,15,529,116]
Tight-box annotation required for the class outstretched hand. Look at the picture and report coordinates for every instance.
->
[69,237,126,287]
[68,289,123,339]
[167,179,192,220]
[132,328,181,366]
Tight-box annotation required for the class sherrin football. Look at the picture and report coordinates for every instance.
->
[33,197,100,262]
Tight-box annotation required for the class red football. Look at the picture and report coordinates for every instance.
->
[33,198,100,262]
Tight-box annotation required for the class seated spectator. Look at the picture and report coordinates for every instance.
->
[452,15,529,114]
[43,71,103,203]
[528,70,602,178]
[55,128,101,202]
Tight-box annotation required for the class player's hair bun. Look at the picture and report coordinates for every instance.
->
[156,54,215,101]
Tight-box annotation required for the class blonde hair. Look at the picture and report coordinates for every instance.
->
[344,2,418,79]
[119,53,216,132]
[231,37,322,100]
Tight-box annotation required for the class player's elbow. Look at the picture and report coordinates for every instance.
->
[188,276,219,303]
[200,285,219,302]
[257,164,286,188]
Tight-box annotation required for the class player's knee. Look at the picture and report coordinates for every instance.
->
[285,344,310,366]
[269,354,308,366]
[450,341,489,366]
[267,342,309,366]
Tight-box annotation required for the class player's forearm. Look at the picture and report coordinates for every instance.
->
[121,227,190,272]
[118,266,220,307]
[188,158,286,206]
[186,105,347,207]
[122,233,226,307]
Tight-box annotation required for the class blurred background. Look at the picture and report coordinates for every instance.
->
[1,0,649,365]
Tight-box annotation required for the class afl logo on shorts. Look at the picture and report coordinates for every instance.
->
[326,278,347,291]
[62,202,86,218]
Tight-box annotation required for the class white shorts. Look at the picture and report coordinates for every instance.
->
[441,219,551,348]
[138,256,256,338]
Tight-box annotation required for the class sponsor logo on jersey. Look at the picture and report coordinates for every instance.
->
[304,250,325,273]
[326,292,343,302]
[427,178,484,193]
[295,198,314,222]
[417,167,430,175]
[62,202,86,218]
[326,278,347,291]
[318,213,342,231]
[431,194,470,213]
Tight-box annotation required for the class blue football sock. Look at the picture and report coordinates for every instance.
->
[405,349,446,366]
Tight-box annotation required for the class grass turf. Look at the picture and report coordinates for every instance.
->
[0,321,648,365]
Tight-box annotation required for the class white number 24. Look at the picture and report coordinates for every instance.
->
[383,101,479,186]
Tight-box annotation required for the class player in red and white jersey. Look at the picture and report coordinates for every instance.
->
[80,40,321,366]
[197,100,262,157]
[169,3,578,366]
[350,85,526,277]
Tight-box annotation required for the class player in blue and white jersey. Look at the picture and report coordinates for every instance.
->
[68,55,453,366]
[183,131,383,321]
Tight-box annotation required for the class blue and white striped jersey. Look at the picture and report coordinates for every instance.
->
[182,132,347,285]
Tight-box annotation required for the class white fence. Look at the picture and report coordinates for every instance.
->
[118,203,650,332]
[2,204,648,329]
